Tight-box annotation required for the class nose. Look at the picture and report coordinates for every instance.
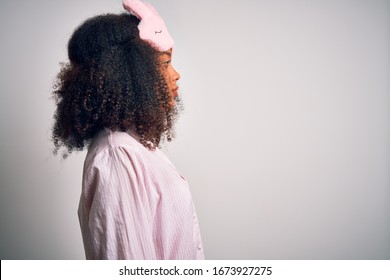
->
[173,66,180,81]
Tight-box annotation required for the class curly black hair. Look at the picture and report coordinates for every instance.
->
[52,13,181,158]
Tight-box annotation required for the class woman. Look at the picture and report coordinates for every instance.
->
[52,0,204,260]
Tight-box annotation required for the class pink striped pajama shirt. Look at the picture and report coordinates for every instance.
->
[78,128,204,259]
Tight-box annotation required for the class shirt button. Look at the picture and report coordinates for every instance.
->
[197,245,202,250]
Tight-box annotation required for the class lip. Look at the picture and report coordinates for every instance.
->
[172,87,179,97]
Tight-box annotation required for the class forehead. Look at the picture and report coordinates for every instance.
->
[159,49,172,58]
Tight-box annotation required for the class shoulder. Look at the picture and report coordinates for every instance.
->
[86,128,145,161]
[82,128,152,184]
[84,128,174,178]
[82,129,145,175]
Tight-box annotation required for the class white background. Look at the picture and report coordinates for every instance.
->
[0,0,389,259]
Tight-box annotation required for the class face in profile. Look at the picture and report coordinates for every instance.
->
[159,48,180,108]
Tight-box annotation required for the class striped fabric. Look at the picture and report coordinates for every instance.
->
[78,128,204,259]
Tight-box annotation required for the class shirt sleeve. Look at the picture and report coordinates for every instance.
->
[79,145,159,259]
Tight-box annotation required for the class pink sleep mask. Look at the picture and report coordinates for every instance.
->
[122,0,175,52]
